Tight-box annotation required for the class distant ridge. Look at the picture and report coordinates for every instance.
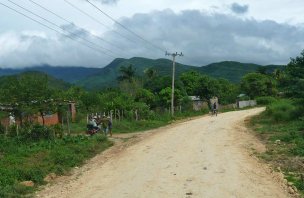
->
[0,65,101,83]
[0,57,283,90]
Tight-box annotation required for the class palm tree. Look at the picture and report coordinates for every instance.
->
[144,67,157,79]
[117,64,136,83]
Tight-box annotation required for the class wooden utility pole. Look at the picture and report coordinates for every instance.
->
[166,51,183,116]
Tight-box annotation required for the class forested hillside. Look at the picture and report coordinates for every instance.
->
[0,58,283,90]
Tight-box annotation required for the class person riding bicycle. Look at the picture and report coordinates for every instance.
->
[212,102,218,116]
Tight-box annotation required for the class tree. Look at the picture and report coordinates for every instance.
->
[159,87,183,107]
[240,73,277,98]
[180,70,201,96]
[281,50,304,98]
[135,89,156,108]
[80,92,101,112]
[216,79,239,105]
[194,75,220,103]
[144,67,157,80]
[117,64,136,83]
[0,73,55,125]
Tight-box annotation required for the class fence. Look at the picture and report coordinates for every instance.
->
[237,100,257,108]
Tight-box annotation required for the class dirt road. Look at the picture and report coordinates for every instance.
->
[37,108,294,198]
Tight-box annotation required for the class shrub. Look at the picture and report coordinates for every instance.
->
[266,100,296,122]
[0,123,5,135]
[256,96,277,105]
[22,124,54,141]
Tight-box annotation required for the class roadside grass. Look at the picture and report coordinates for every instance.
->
[112,109,209,133]
[69,109,209,134]
[249,111,304,196]
[0,109,209,197]
[0,135,113,198]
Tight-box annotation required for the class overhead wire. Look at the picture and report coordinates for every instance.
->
[86,0,167,53]
[6,0,119,58]
[0,2,115,58]
[64,0,136,44]
[27,0,128,56]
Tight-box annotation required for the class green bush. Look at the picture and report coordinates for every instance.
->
[22,124,54,141]
[266,100,297,122]
[0,123,5,134]
[256,96,277,105]
[0,135,112,197]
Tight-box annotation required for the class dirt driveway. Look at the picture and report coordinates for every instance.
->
[36,108,294,198]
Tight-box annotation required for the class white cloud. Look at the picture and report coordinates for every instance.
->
[0,9,304,68]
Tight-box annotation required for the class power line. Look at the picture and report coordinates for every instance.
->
[86,0,166,53]
[0,2,115,58]
[27,0,127,55]
[64,0,135,44]
[7,0,118,57]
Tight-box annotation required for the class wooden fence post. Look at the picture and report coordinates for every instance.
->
[135,109,138,121]
[66,112,71,136]
[16,125,19,137]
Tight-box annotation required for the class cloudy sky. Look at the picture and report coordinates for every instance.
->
[0,0,304,68]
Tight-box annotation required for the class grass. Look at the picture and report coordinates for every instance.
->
[69,109,209,134]
[249,111,304,196]
[0,108,210,197]
[0,134,113,197]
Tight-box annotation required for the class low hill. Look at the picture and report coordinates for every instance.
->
[0,71,71,90]
[199,61,282,82]
[199,61,261,82]
[0,65,101,83]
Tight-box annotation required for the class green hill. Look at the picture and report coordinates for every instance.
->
[0,57,284,90]
[198,61,261,82]
[199,61,283,82]
[76,57,198,90]
[0,71,71,90]
[77,58,283,89]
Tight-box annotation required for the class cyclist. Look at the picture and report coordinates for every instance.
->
[212,102,218,116]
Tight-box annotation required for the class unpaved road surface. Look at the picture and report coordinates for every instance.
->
[37,108,294,198]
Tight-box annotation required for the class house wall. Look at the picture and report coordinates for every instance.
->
[0,118,9,127]
[69,103,76,121]
[37,113,59,126]
[237,100,257,108]
[193,101,208,111]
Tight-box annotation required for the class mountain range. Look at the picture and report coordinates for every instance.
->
[0,57,283,90]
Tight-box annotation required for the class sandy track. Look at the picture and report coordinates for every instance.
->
[37,108,294,198]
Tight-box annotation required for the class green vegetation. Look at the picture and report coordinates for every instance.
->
[0,134,112,197]
[112,109,209,134]
[0,53,293,197]
[248,50,304,196]
[255,96,277,105]
[74,57,282,89]
[250,110,304,194]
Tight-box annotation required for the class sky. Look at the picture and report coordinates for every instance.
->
[0,0,304,68]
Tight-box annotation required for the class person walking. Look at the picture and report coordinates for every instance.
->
[107,116,112,137]
[101,116,108,136]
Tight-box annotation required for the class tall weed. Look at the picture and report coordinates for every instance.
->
[266,99,297,122]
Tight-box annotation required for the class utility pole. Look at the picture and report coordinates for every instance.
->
[166,51,183,116]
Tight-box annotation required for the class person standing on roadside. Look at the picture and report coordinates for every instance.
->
[107,116,112,137]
